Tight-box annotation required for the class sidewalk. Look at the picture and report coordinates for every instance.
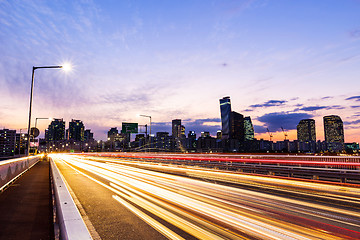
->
[0,160,53,240]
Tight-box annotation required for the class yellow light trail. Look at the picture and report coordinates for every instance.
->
[51,154,360,239]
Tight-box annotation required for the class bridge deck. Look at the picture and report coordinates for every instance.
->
[0,160,53,240]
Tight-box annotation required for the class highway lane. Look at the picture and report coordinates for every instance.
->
[52,154,360,239]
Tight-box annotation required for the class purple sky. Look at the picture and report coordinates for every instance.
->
[1,0,360,141]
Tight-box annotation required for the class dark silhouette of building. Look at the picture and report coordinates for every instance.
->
[219,97,231,140]
[230,111,244,141]
[0,128,16,157]
[244,116,254,141]
[155,132,172,150]
[107,127,119,140]
[172,119,181,139]
[324,115,344,142]
[45,118,65,142]
[297,119,316,142]
[84,129,94,142]
[220,96,247,142]
[69,119,84,142]
[323,115,344,152]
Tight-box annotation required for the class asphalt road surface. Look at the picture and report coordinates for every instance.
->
[52,154,360,240]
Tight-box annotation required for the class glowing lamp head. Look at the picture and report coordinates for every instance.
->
[62,63,72,72]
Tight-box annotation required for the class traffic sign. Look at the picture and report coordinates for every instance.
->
[30,127,40,138]
[121,122,138,133]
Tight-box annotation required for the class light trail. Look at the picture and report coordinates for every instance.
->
[52,154,360,239]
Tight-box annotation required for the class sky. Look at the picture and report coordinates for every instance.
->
[1,0,360,142]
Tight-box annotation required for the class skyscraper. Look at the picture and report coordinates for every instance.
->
[172,119,181,139]
[0,129,16,156]
[230,111,244,141]
[84,129,94,142]
[69,119,85,142]
[323,115,344,143]
[108,127,118,140]
[244,116,255,141]
[219,97,231,140]
[46,118,65,142]
[297,119,316,142]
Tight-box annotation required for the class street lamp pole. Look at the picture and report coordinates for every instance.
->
[27,66,63,156]
[139,114,152,150]
[34,117,53,154]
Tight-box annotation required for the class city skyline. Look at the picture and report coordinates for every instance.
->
[1,1,360,142]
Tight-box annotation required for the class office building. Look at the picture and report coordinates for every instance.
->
[244,116,255,141]
[108,127,119,141]
[219,97,231,140]
[84,129,94,142]
[0,129,16,157]
[230,111,244,141]
[297,119,316,142]
[323,115,344,152]
[45,118,65,142]
[69,119,85,142]
[324,115,344,143]
[172,119,181,139]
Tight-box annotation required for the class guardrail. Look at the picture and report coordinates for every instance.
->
[0,156,40,191]
[50,158,92,240]
[80,152,360,184]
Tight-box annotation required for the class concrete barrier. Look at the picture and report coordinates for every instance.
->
[50,158,92,240]
[0,156,40,191]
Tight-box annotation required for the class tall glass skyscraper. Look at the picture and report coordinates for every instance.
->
[219,97,231,140]
[297,119,316,142]
[244,116,255,141]
[230,111,244,140]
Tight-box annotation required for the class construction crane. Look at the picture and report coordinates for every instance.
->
[266,128,273,141]
[281,126,288,140]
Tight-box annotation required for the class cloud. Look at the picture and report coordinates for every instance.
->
[253,125,268,134]
[185,118,221,124]
[344,119,360,125]
[298,106,327,111]
[351,106,360,108]
[294,105,345,112]
[249,100,287,108]
[321,96,333,100]
[257,112,313,131]
[346,96,360,101]
[349,28,360,39]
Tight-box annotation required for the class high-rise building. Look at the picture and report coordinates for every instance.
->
[230,111,244,141]
[69,119,85,142]
[219,97,231,140]
[244,116,255,141]
[84,129,94,142]
[46,118,65,142]
[108,127,118,141]
[297,119,316,142]
[219,96,248,142]
[323,115,344,152]
[0,129,16,156]
[323,115,344,143]
[172,119,181,139]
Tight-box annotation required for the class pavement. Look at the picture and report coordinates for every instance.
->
[0,160,53,240]
[54,159,170,240]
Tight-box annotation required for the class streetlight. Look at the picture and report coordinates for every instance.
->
[27,65,70,156]
[35,117,53,129]
[34,117,53,154]
[139,114,152,150]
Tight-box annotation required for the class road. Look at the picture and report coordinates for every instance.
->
[52,153,360,240]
